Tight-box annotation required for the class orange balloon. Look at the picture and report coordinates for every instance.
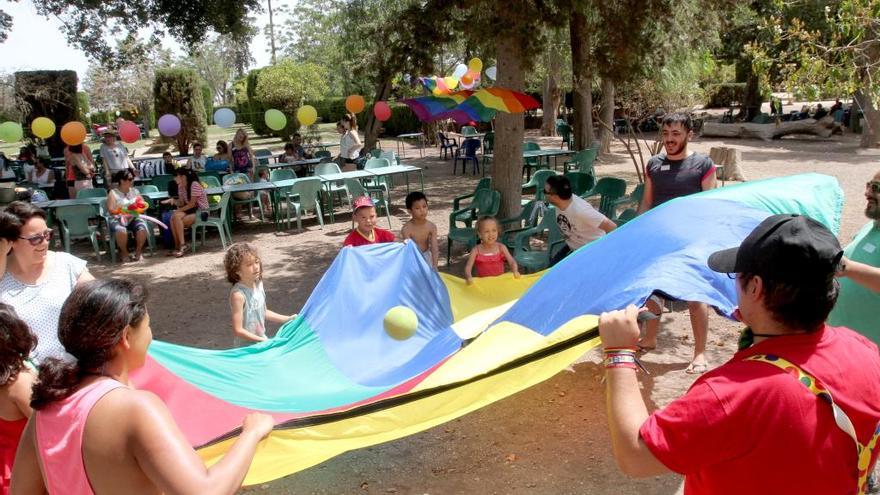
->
[345,95,365,114]
[461,74,473,85]
[60,121,87,146]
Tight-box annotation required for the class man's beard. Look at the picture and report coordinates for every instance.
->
[866,199,880,220]
[665,141,686,156]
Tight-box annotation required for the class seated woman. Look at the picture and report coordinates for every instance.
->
[10,279,274,494]
[0,202,94,365]
[106,170,149,263]
[28,157,55,187]
[161,168,208,258]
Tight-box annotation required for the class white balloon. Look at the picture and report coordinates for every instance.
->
[486,66,497,80]
[453,63,468,80]
[213,108,236,128]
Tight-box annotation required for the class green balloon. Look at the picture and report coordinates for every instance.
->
[265,109,287,131]
[0,121,23,143]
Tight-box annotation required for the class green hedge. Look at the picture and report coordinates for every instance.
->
[15,70,78,157]
[201,84,213,124]
[153,68,208,154]
[705,83,746,108]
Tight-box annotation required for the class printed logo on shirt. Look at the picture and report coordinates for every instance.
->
[863,243,876,254]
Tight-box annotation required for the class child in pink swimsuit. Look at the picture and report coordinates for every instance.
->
[464,216,520,284]
[0,303,36,495]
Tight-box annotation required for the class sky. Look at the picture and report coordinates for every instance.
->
[0,0,277,87]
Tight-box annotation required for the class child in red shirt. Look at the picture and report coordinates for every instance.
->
[343,196,396,247]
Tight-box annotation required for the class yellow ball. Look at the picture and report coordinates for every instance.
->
[383,306,419,341]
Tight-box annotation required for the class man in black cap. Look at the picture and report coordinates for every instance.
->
[597,214,880,494]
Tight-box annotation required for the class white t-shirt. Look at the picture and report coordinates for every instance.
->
[555,195,607,250]
[340,131,362,160]
[100,142,131,173]
[31,168,54,186]
[187,155,208,171]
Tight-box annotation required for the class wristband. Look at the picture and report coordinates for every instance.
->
[603,350,650,374]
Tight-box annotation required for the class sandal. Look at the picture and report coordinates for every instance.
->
[685,362,709,374]
[636,343,656,353]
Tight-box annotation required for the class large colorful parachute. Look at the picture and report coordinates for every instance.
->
[131,173,842,484]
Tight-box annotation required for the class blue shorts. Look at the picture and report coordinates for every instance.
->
[110,217,148,234]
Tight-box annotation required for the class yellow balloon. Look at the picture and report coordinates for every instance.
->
[444,76,459,90]
[468,57,483,73]
[31,117,56,139]
[297,105,318,126]
[432,87,443,96]
[383,306,419,341]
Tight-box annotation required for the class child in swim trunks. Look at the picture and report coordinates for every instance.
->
[400,191,438,269]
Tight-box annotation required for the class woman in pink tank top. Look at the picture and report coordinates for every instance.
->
[464,217,521,284]
[11,280,274,494]
[0,304,36,495]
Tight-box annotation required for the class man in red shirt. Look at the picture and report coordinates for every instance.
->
[343,196,396,247]
[598,214,880,494]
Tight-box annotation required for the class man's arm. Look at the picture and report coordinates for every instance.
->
[839,256,880,292]
[637,175,654,215]
[599,306,670,477]
[599,218,616,234]
[700,165,717,191]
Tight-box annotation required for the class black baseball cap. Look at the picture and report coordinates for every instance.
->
[707,214,843,282]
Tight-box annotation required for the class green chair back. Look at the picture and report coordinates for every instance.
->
[314,150,332,159]
[364,158,390,170]
[483,131,494,154]
[511,205,564,272]
[201,175,222,188]
[150,175,175,191]
[523,142,540,152]
[270,169,295,182]
[254,149,273,166]
[56,204,96,236]
[370,149,382,158]
[472,188,501,216]
[585,177,627,217]
[76,188,106,199]
[137,185,159,194]
[523,169,556,199]
[314,162,341,176]
[461,126,477,136]
[290,177,323,211]
[564,171,596,196]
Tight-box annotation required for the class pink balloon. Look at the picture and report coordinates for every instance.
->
[119,120,140,143]
[374,102,392,122]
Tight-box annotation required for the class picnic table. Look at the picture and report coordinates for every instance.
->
[302,143,340,152]
[483,149,576,180]
[266,157,323,175]
[395,132,425,158]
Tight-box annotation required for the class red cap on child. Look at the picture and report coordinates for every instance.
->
[352,196,374,211]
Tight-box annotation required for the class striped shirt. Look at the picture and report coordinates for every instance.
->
[180,180,209,210]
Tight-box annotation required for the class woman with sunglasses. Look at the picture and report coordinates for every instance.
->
[106,170,149,263]
[0,202,94,365]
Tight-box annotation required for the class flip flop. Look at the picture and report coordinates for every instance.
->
[686,362,709,374]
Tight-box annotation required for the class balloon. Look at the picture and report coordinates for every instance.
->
[118,120,140,143]
[453,63,468,80]
[383,305,418,340]
[374,101,392,122]
[264,109,287,131]
[157,114,181,137]
[468,57,483,73]
[0,122,22,143]
[60,121,87,146]
[460,74,473,86]
[31,117,55,139]
[432,87,443,96]
[296,105,318,126]
[486,66,498,80]
[443,76,459,90]
[213,108,236,128]
[345,95,365,114]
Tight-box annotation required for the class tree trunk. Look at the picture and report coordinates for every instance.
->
[855,87,880,149]
[493,36,525,219]
[569,10,593,150]
[364,77,392,152]
[540,38,561,136]
[599,77,614,154]
[701,116,837,140]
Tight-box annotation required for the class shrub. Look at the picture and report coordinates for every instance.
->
[14,70,79,157]
[254,60,328,140]
[153,68,207,154]
[705,83,746,108]
[201,83,213,125]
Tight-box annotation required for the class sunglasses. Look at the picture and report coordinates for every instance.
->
[19,230,53,246]
[867,181,880,194]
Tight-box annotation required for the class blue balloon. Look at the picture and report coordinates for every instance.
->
[214,108,236,128]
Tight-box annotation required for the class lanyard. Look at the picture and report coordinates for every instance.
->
[746,353,880,494]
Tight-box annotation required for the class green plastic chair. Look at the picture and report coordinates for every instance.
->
[522,169,556,203]
[557,122,572,150]
[511,205,566,273]
[269,169,295,220]
[446,188,501,264]
[564,171,596,196]
[583,177,628,218]
[101,198,157,262]
[345,178,391,229]
[76,188,107,199]
[191,192,232,253]
[137,185,159,194]
[254,149,273,166]
[564,147,598,174]
[282,177,324,231]
[56,204,102,260]
[452,177,492,228]
[363,157,391,196]
[314,162,351,213]
[481,131,495,171]
[522,142,543,180]
[150,174,175,192]
[314,150,332,159]
[615,208,638,225]
[500,199,543,250]
[369,149,382,158]
[201,175,222,188]
[461,126,477,136]
[224,173,265,222]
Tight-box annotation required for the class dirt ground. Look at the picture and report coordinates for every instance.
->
[82,127,880,494]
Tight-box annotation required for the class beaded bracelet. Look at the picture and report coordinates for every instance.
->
[602,348,650,374]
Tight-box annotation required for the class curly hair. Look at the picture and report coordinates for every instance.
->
[224,242,262,284]
[0,303,36,387]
